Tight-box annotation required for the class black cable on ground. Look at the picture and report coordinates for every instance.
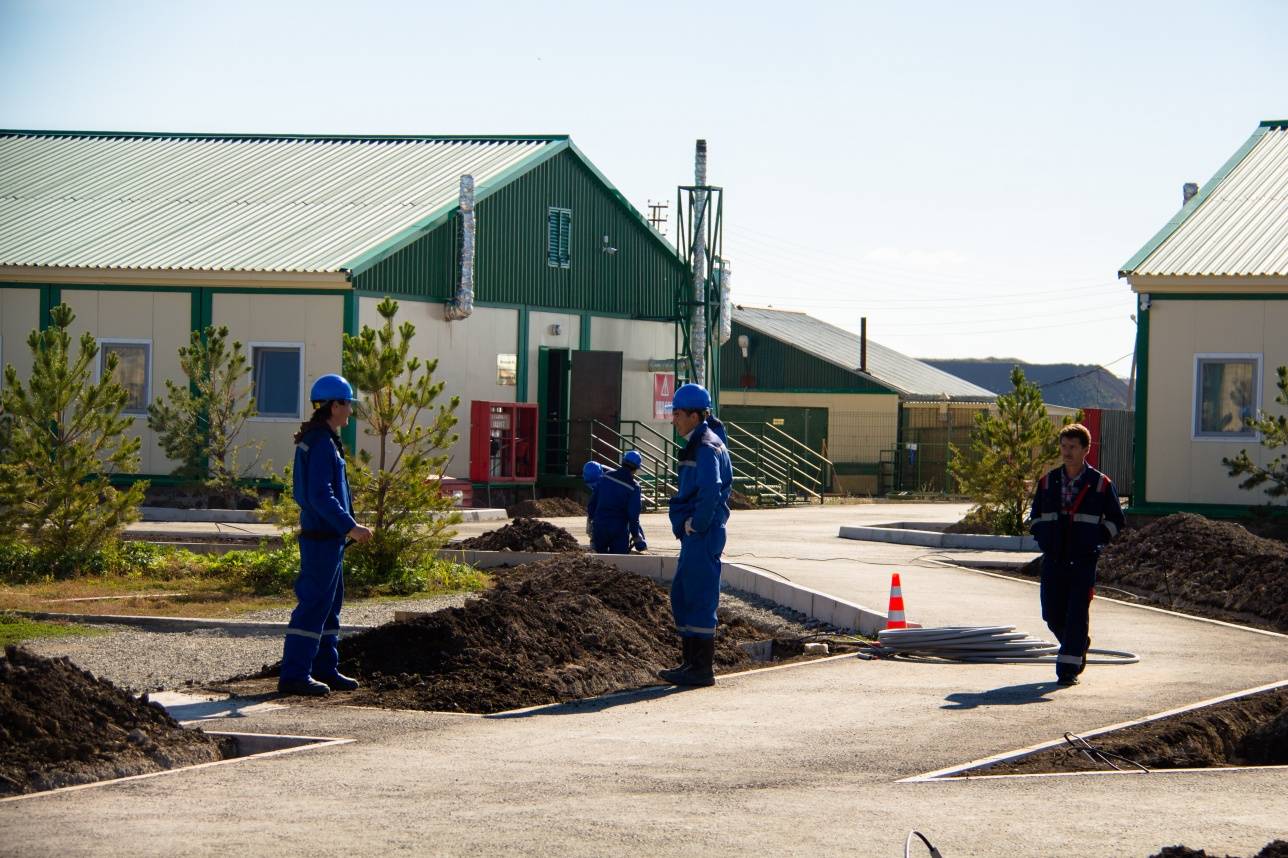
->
[905,830,945,858]
[1063,731,1149,773]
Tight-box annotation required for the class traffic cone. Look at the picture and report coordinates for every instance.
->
[886,573,907,630]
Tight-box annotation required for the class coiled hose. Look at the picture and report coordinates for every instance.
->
[874,626,1138,665]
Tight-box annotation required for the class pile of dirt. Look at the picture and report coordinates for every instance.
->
[506,497,586,518]
[457,517,582,553]
[1097,513,1288,631]
[331,554,772,713]
[0,646,231,796]
[968,686,1288,776]
[1149,842,1288,858]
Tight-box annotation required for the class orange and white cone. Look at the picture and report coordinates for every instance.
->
[886,573,907,630]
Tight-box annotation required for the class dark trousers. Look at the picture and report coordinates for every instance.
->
[280,538,345,682]
[1040,555,1096,679]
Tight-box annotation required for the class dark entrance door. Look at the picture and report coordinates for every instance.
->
[567,350,623,474]
[538,347,571,476]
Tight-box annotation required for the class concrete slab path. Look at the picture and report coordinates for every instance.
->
[6,503,1286,857]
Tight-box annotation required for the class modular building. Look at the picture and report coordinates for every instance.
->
[719,306,995,495]
[1120,119,1288,513]
[0,131,687,494]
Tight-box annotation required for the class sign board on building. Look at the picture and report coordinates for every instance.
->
[653,373,675,420]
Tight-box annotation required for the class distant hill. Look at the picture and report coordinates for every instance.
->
[921,359,1129,409]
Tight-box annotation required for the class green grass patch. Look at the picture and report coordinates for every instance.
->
[0,612,105,647]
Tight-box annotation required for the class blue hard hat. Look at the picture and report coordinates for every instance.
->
[310,373,355,403]
[672,382,711,411]
[581,461,606,483]
[623,450,643,469]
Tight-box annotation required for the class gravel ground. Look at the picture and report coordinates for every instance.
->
[20,585,832,694]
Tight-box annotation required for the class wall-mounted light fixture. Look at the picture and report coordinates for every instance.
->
[737,333,750,359]
[601,235,618,255]
[549,323,562,336]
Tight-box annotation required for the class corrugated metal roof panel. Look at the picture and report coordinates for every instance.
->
[731,306,996,401]
[1128,123,1288,277]
[0,132,560,273]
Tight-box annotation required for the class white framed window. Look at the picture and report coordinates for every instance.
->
[249,342,304,420]
[1193,353,1261,440]
[96,339,152,415]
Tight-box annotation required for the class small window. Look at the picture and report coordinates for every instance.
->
[98,340,151,414]
[547,207,572,268]
[251,344,303,419]
[1194,354,1261,439]
[497,353,517,386]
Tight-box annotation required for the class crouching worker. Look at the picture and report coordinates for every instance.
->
[278,374,373,697]
[588,450,648,554]
[659,383,732,688]
[1028,423,1125,687]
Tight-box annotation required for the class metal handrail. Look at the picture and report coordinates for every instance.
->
[722,420,830,504]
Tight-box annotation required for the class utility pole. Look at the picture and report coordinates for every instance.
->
[646,200,669,237]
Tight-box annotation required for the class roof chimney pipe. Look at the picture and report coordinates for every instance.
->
[1183,182,1199,205]
[860,317,868,373]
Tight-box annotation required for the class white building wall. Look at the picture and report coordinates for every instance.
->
[357,297,519,478]
[1146,297,1288,506]
[589,316,675,439]
[62,289,190,475]
[0,287,41,388]
[214,292,344,477]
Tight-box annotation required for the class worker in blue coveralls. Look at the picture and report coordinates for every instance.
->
[588,450,647,554]
[277,374,373,697]
[1028,423,1125,687]
[582,460,607,542]
[658,383,732,688]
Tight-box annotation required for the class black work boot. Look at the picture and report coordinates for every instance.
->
[277,676,330,697]
[672,638,716,688]
[657,637,693,684]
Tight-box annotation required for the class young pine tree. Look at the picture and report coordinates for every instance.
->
[1223,364,1288,500]
[949,366,1062,535]
[343,297,461,583]
[147,325,263,508]
[0,304,147,565]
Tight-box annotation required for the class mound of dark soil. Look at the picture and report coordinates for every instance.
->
[457,517,582,552]
[1149,842,1288,858]
[333,554,768,713]
[1097,513,1288,631]
[0,646,230,796]
[506,497,586,518]
[969,686,1288,776]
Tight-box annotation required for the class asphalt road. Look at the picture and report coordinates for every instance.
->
[6,503,1287,857]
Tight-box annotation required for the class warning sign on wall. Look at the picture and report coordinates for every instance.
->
[653,373,675,420]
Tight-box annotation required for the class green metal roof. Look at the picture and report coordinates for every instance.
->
[1120,120,1288,277]
[0,131,570,274]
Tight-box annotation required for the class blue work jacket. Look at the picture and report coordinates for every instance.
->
[588,466,645,546]
[668,417,733,538]
[1028,463,1125,561]
[293,426,358,539]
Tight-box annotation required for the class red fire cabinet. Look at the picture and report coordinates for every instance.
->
[469,401,538,483]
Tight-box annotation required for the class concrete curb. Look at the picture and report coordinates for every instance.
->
[839,523,1038,552]
[138,507,508,524]
[440,548,904,636]
[10,612,373,636]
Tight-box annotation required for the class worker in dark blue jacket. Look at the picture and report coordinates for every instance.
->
[1028,423,1126,687]
[588,450,647,554]
[659,383,732,688]
[278,374,373,697]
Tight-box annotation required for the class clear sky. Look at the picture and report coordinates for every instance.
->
[3,0,1285,372]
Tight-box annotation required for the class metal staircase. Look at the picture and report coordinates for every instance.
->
[588,419,833,508]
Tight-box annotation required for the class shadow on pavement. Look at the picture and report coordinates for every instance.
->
[941,681,1062,710]
[485,684,690,719]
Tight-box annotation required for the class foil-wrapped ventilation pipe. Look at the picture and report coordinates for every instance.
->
[691,139,708,386]
[445,174,475,321]
[718,260,732,345]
